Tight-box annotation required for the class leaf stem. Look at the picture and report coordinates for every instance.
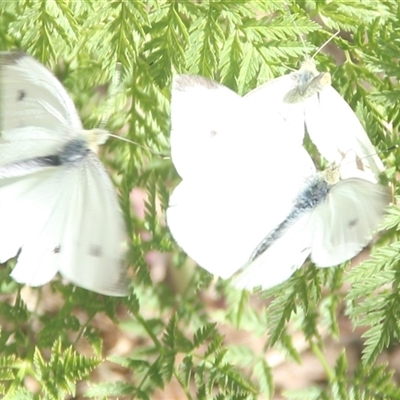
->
[310,339,335,382]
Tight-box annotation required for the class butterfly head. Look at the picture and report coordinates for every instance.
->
[84,128,109,152]
[321,164,340,185]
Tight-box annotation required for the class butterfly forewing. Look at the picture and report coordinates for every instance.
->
[0,51,82,131]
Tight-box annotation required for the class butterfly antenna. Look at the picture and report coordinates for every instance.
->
[108,133,170,159]
[100,62,169,159]
[311,30,340,60]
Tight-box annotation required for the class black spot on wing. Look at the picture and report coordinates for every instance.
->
[90,245,102,258]
[348,219,358,228]
[53,246,61,254]
[17,90,26,101]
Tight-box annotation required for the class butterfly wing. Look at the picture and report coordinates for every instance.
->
[0,52,83,167]
[231,212,313,290]
[305,86,384,181]
[0,168,61,284]
[170,75,242,180]
[243,74,307,147]
[0,51,82,131]
[3,152,127,296]
[310,177,389,267]
[57,152,127,296]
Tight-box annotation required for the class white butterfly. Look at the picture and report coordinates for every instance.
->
[0,51,128,296]
[167,73,389,290]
